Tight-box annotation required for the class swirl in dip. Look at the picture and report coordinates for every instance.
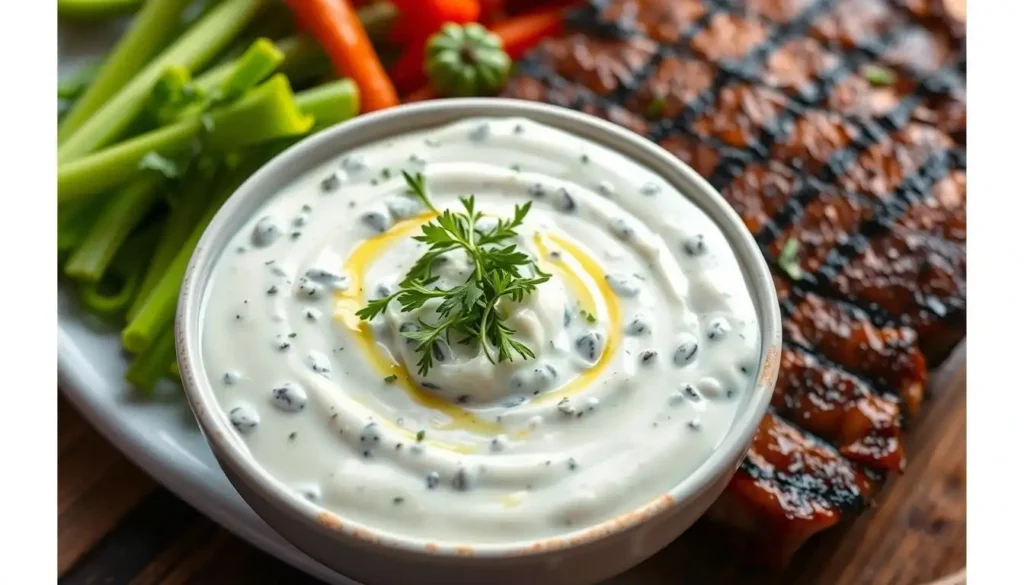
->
[201,117,761,544]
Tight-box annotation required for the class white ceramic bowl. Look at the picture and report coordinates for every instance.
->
[176,98,782,585]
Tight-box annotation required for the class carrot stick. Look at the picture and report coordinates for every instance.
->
[285,0,398,112]
[491,5,567,60]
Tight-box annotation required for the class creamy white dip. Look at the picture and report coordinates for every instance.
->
[200,117,761,544]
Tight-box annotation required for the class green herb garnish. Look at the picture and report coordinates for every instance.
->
[383,374,398,384]
[416,430,426,442]
[356,172,551,376]
[863,64,896,87]
[777,237,803,280]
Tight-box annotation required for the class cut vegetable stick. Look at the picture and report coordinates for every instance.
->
[125,78,359,320]
[59,0,193,142]
[58,198,106,254]
[58,0,144,20]
[58,0,269,163]
[219,38,286,101]
[58,75,313,203]
[125,324,177,393]
[121,149,279,353]
[128,163,222,320]
[295,78,361,130]
[491,5,567,60]
[286,0,398,112]
[120,78,361,352]
[64,174,165,282]
[76,224,162,319]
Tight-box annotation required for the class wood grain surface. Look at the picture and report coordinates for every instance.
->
[57,359,965,585]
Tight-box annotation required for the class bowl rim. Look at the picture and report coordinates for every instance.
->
[175,97,782,560]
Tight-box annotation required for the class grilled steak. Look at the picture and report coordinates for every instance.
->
[705,411,877,566]
[774,346,904,471]
[503,0,966,564]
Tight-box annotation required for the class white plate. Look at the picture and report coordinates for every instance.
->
[57,19,358,585]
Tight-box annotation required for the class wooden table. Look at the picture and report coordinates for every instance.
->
[58,366,967,585]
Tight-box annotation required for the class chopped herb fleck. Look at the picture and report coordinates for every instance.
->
[863,64,896,86]
[383,374,398,384]
[381,167,392,179]
[777,237,804,279]
[580,153,590,164]
[416,430,426,442]
[510,164,522,172]
[645,96,666,119]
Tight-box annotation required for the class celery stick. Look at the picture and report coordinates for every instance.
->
[128,161,223,320]
[58,74,313,203]
[59,121,200,203]
[58,0,144,20]
[218,38,284,101]
[59,0,269,163]
[120,77,361,352]
[189,36,319,99]
[58,60,103,101]
[58,0,192,142]
[122,149,281,353]
[58,199,106,254]
[126,79,358,316]
[65,174,165,282]
[76,224,162,319]
[295,79,360,131]
[126,325,177,393]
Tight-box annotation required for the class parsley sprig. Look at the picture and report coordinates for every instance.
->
[356,172,551,376]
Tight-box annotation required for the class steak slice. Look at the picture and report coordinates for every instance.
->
[774,347,904,472]
[707,412,877,566]
[824,227,966,364]
[783,291,928,417]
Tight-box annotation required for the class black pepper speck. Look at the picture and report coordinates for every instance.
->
[426,471,440,489]
[639,349,658,366]
[683,235,707,256]
[452,468,470,491]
